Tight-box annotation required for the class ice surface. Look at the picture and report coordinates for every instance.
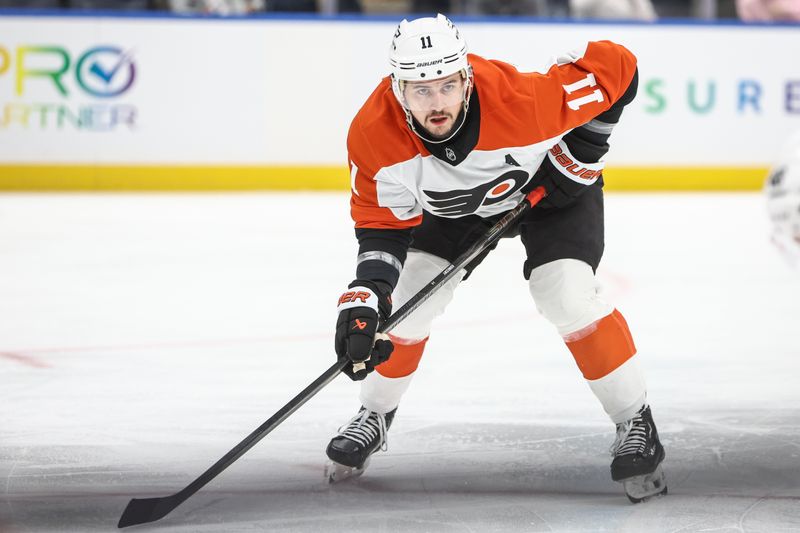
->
[1,192,798,532]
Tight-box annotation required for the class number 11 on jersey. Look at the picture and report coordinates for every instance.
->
[563,73,604,111]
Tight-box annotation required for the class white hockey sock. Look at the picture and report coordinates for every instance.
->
[587,355,647,424]
[360,371,415,414]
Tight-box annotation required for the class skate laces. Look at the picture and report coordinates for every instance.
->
[337,408,389,452]
[610,410,648,457]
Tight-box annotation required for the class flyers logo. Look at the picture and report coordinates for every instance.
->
[422,169,530,216]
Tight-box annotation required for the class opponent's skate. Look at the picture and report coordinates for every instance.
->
[325,406,396,483]
[610,404,667,503]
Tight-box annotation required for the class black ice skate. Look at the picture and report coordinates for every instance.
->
[325,406,396,483]
[610,404,667,503]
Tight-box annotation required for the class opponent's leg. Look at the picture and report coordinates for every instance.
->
[529,258,666,501]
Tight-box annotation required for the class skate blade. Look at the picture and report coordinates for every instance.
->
[325,458,370,484]
[621,464,667,503]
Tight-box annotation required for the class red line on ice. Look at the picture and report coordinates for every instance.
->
[0,333,331,357]
[0,351,51,369]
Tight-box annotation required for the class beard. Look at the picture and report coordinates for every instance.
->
[425,112,453,133]
[417,108,465,141]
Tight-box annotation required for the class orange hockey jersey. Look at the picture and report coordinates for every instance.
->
[347,40,638,229]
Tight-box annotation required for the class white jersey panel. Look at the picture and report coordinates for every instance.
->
[375,135,565,219]
[374,163,424,221]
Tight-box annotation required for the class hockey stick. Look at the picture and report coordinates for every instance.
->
[117,186,545,528]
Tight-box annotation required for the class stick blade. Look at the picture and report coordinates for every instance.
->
[118,494,180,528]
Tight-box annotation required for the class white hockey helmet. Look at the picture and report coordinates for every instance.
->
[389,14,473,142]
[389,14,469,84]
[765,134,800,256]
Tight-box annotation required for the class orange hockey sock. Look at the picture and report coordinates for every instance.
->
[376,336,429,378]
[564,309,636,380]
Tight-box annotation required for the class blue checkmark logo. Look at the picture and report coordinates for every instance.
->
[76,46,136,98]
[89,52,130,84]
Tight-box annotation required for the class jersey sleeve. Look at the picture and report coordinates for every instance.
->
[346,102,421,289]
[523,42,638,208]
[530,40,638,135]
[347,119,423,230]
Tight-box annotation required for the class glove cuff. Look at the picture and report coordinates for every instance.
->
[340,279,392,319]
[337,285,381,313]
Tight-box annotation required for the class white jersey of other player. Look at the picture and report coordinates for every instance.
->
[765,131,800,268]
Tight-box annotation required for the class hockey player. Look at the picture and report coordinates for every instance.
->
[328,14,666,502]
[765,132,800,268]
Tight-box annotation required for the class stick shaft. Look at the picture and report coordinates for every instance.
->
[381,187,545,334]
[177,359,346,501]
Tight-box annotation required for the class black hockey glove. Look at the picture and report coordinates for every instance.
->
[335,279,394,381]
[523,137,604,210]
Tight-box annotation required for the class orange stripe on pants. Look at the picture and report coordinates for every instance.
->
[376,336,428,378]
[565,309,636,380]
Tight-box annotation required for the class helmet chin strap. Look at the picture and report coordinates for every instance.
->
[402,77,473,145]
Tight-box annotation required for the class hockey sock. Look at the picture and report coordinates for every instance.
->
[375,336,428,378]
[564,309,646,422]
[564,309,636,380]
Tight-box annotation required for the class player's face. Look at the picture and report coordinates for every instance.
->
[403,73,465,139]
